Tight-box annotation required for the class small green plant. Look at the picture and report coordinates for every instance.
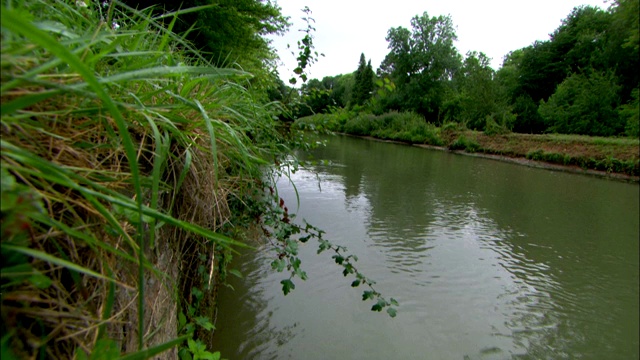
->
[526,149,545,161]
[450,135,480,152]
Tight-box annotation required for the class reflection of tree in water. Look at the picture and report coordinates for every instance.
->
[307,135,439,247]
[305,134,638,358]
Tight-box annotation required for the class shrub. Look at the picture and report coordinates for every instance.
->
[343,114,375,135]
[450,135,480,152]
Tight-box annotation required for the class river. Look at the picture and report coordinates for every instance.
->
[211,134,639,359]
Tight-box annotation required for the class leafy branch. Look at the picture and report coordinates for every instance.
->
[261,184,398,317]
[288,6,323,86]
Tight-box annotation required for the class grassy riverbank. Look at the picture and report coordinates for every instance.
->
[0,1,293,358]
[295,111,640,178]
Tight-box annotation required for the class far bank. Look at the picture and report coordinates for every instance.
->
[294,112,639,181]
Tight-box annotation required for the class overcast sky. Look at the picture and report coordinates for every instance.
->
[269,0,609,84]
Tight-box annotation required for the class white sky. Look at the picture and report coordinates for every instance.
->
[269,0,609,84]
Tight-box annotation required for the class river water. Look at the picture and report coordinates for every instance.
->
[211,134,639,359]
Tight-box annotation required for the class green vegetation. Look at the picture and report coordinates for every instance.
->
[296,1,638,135]
[294,0,638,177]
[352,53,375,106]
[0,1,395,359]
[296,112,639,176]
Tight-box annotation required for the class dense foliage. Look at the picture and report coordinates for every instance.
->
[299,1,639,137]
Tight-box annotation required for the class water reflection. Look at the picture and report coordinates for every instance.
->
[212,135,639,359]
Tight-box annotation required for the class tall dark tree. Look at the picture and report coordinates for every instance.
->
[353,53,374,106]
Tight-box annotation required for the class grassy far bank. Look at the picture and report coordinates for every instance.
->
[294,111,640,178]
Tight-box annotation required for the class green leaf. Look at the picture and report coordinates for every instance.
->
[371,298,387,312]
[228,269,243,279]
[89,338,119,360]
[280,279,295,295]
[0,263,33,280]
[1,244,127,288]
[188,339,206,354]
[362,291,375,301]
[387,307,397,318]
[291,257,301,270]
[178,312,187,331]
[285,239,298,255]
[178,348,193,360]
[295,268,308,281]
[317,240,330,254]
[390,298,399,306]
[351,280,360,287]
[28,272,52,289]
[111,203,154,224]
[271,259,286,272]
[75,348,89,360]
[192,287,203,301]
[195,316,215,331]
[342,264,354,277]
[332,255,344,264]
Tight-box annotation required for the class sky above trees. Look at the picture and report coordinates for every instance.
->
[270,0,609,82]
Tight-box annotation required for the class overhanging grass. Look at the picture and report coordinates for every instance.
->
[1,0,285,358]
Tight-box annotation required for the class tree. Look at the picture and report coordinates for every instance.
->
[121,0,289,72]
[455,51,502,130]
[380,12,461,121]
[353,53,375,106]
[605,0,639,105]
[539,70,623,136]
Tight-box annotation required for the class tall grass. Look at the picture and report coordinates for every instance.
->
[1,0,283,358]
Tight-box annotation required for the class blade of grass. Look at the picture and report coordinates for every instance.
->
[1,244,134,290]
[0,4,148,336]
[118,334,191,360]
[1,140,249,250]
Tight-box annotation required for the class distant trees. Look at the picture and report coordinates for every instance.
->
[378,12,461,121]
[299,2,638,137]
[450,51,504,130]
[539,71,623,136]
[497,3,638,135]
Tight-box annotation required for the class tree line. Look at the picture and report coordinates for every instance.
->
[292,0,639,137]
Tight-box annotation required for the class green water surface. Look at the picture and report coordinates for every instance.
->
[212,134,639,359]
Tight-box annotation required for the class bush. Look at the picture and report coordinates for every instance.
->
[619,88,639,138]
[539,71,623,136]
[484,110,516,135]
[343,114,375,135]
[450,135,480,152]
